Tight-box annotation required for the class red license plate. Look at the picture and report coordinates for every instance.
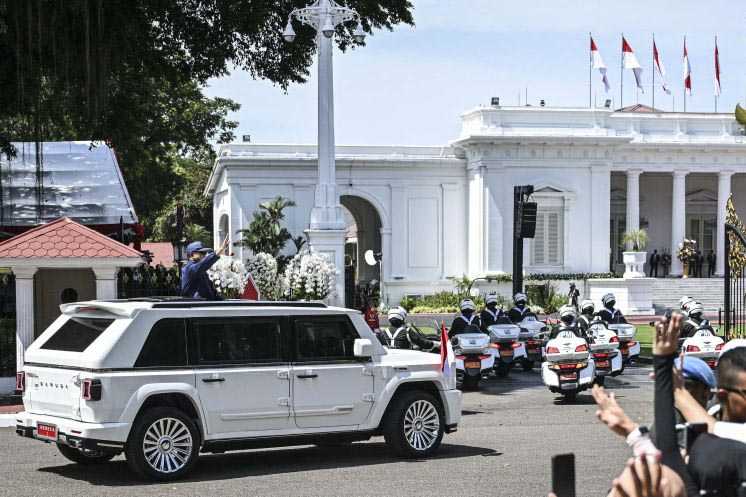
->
[500,350,513,357]
[596,360,610,368]
[465,361,481,369]
[37,423,58,441]
[560,373,577,381]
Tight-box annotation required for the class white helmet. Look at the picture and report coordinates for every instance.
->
[559,305,577,320]
[485,293,499,305]
[460,299,476,311]
[679,296,695,312]
[688,302,704,317]
[514,292,528,304]
[580,299,595,313]
[387,306,407,322]
[601,293,616,307]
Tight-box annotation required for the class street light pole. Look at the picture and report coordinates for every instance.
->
[283,1,366,305]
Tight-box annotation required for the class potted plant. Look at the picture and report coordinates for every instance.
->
[621,229,649,278]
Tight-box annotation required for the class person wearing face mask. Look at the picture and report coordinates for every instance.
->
[679,295,696,316]
[577,299,596,334]
[480,293,503,332]
[680,302,712,339]
[378,306,440,352]
[448,299,482,339]
[550,305,582,339]
[507,292,530,324]
[596,293,627,324]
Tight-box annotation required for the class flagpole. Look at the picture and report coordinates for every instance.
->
[715,35,718,112]
[589,32,592,108]
[619,33,624,109]
[683,35,687,113]
[651,33,655,109]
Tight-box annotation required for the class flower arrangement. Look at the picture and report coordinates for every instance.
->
[245,252,282,300]
[283,249,338,301]
[207,257,249,299]
[677,238,697,263]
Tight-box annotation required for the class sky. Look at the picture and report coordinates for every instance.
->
[204,0,746,147]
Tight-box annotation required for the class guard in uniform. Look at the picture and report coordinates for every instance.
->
[595,293,627,324]
[448,299,482,338]
[577,299,596,334]
[378,307,440,351]
[480,293,503,332]
[507,292,530,323]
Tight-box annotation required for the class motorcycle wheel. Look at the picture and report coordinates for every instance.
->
[595,376,606,387]
[495,363,510,378]
[462,375,480,390]
[522,360,534,372]
[562,391,578,402]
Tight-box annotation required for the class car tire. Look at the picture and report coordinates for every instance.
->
[495,363,510,378]
[596,376,606,387]
[383,390,444,458]
[56,443,116,464]
[125,407,200,481]
[562,391,578,402]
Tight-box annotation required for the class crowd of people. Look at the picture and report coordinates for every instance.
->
[647,249,716,278]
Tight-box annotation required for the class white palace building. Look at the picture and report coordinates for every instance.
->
[206,104,746,311]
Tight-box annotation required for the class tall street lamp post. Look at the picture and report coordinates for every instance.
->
[283,0,366,305]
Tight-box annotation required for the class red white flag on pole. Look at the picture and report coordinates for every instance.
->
[683,37,692,96]
[622,37,644,93]
[440,322,455,381]
[653,40,671,95]
[714,37,721,97]
[590,36,611,92]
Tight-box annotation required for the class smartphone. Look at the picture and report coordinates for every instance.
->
[551,453,576,497]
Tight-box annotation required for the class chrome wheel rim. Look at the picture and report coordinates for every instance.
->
[403,400,440,451]
[142,417,193,474]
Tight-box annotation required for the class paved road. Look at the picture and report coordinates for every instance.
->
[0,366,654,497]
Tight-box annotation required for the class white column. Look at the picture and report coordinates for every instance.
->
[92,267,119,300]
[228,182,245,261]
[590,164,611,272]
[379,227,391,304]
[390,185,407,279]
[13,267,37,374]
[625,169,642,248]
[716,171,733,276]
[309,33,345,231]
[670,170,689,276]
[442,183,463,279]
[467,166,486,277]
[306,229,346,306]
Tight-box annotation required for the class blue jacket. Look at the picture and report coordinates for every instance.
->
[180,251,220,299]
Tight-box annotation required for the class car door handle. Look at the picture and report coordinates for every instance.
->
[296,374,318,379]
[202,377,225,383]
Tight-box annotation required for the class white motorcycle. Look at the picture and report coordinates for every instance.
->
[487,317,528,377]
[680,320,725,370]
[608,323,640,366]
[586,320,624,385]
[516,313,549,371]
[541,330,595,402]
[453,332,495,389]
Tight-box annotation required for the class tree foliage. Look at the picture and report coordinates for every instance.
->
[238,196,296,257]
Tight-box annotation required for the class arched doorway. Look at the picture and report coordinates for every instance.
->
[340,195,382,309]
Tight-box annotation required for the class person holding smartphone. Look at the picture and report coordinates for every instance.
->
[180,237,230,300]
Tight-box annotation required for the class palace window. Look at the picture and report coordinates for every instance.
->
[531,206,564,266]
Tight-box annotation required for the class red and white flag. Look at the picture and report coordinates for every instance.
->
[683,37,692,96]
[622,37,644,93]
[714,37,721,97]
[653,40,671,94]
[440,322,455,382]
[590,36,610,92]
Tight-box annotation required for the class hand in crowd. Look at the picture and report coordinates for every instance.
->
[217,236,230,256]
[653,312,683,357]
[608,457,685,497]
[592,384,637,438]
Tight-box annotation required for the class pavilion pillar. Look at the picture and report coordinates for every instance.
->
[93,267,119,300]
[670,170,689,276]
[13,267,37,374]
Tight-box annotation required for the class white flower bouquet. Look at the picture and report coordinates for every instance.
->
[245,252,282,300]
[283,249,338,301]
[676,238,697,263]
[207,257,249,299]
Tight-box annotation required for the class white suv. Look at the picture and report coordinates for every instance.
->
[15,299,462,481]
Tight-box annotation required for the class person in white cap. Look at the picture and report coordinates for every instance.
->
[577,299,596,334]
[681,302,710,338]
[679,296,696,316]
[550,305,582,339]
[449,298,482,338]
[480,293,504,331]
[378,306,439,352]
[508,292,530,323]
[596,293,627,324]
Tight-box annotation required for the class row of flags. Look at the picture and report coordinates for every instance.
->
[590,35,721,99]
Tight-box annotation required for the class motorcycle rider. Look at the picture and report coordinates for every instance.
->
[378,307,440,351]
[679,295,696,316]
[480,293,503,331]
[595,293,627,324]
[577,299,596,334]
[508,292,530,323]
[550,305,583,339]
[681,301,710,338]
[448,299,482,338]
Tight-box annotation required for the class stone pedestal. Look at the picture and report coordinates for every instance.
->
[588,277,655,316]
[306,229,346,307]
[622,251,647,279]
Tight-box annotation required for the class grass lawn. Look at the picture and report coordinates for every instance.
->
[635,324,654,358]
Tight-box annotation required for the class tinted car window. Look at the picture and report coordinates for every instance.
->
[295,317,359,361]
[195,318,282,364]
[135,319,188,368]
[40,317,114,352]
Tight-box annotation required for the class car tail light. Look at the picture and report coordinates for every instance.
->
[15,372,24,393]
[686,345,701,353]
[594,352,609,359]
[81,379,102,401]
[716,343,724,352]
[546,346,560,354]
[455,355,466,360]
[559,363,576,370]
[512,342,522,349]
[609,336,619,343]
[479,354,491,360]
[575,344,588,352]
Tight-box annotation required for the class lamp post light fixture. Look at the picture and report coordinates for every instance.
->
[283,0,366,231]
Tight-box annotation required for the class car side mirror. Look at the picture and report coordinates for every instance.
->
[354,338,374,358]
